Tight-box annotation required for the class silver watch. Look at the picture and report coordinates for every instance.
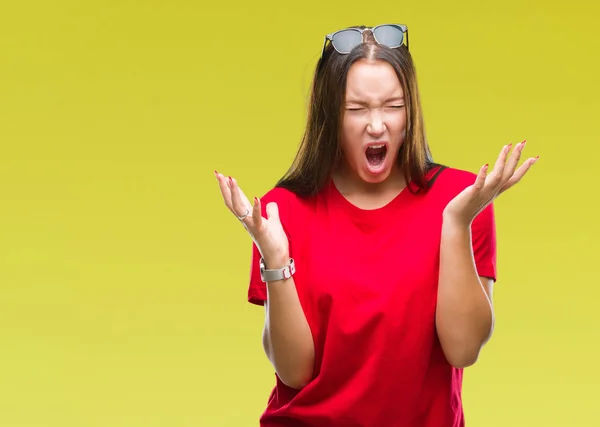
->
[260,258,296,282]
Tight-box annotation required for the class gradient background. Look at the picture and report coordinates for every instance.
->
[0,0,598,426]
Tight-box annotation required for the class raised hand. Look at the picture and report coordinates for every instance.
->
[443,141,539,226]
[215,171,290,268]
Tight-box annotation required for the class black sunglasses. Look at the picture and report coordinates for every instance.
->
[321,24,409,58]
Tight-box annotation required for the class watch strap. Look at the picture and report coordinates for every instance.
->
[260,258,295,282]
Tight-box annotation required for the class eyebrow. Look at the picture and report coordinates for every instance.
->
[345,96,405,104]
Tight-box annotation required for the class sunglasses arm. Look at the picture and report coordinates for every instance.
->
[320,35,332,59]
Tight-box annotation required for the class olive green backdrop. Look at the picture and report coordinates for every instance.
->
[0,0,597,425]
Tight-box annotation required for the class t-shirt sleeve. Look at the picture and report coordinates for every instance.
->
[247,188,292,306]
[471,202,497,282]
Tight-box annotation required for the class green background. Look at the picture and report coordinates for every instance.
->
[0,0,597,425]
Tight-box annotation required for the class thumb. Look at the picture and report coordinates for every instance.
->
[266,202,280,221]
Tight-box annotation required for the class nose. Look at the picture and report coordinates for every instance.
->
[367,110,386,136]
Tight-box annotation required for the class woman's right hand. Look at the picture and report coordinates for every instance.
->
[215,171,290,269]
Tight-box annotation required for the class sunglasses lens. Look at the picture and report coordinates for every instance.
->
[373,25,404,48]
[332,30,363,53]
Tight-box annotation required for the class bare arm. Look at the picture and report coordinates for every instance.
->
[261,263,315,389]
[437,141,536,368]
[436,215,494,369]
[214,172,315,389]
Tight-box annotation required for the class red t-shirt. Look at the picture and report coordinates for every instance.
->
[247,165,497,427]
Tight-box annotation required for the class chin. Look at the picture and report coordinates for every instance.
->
[360,167,391,184]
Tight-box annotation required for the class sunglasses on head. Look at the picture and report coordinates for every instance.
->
[321,24,409,58]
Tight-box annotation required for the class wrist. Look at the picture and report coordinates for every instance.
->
[442,210,472,228]
[442,213,472,233]
[263,254,291,269]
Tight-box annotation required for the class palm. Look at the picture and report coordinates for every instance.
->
[444,141,538,224]
[215,172,289,264]
[258,216,288,259]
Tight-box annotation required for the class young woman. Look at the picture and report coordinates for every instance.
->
[215,24,537,427]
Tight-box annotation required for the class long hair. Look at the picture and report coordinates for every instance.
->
[276,26,436,197]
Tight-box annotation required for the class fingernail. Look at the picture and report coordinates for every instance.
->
[254,197,259,204]
[214,170,218,177]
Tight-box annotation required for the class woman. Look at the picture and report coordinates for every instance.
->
[215,24,537,427]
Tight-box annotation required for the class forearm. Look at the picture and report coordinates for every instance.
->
[262,272,315,389]
[436,215,494,368]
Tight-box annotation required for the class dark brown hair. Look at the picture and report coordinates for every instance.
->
[275,26,436,197]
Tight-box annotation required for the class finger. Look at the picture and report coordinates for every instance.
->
[232,177,252,208]
[215,171,233,211]
[489,144,512,187]
[229,177,252,223]
[473,163,489,191]
[502,140,526,182]
[499,156,538,194]
[252,196,263,230]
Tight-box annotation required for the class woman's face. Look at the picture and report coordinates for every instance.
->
[340,59,407,184]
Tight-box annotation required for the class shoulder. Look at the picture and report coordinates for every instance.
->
[258,186,299,207]
[257,186,304,228]
[258,186,312,244]
[429,165,479,196]
[433,165,497,228]
[434,165,478,185]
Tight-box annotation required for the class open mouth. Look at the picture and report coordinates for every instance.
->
[365,143,388,169]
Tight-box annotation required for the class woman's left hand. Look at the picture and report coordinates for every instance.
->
[443,140,539,226]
